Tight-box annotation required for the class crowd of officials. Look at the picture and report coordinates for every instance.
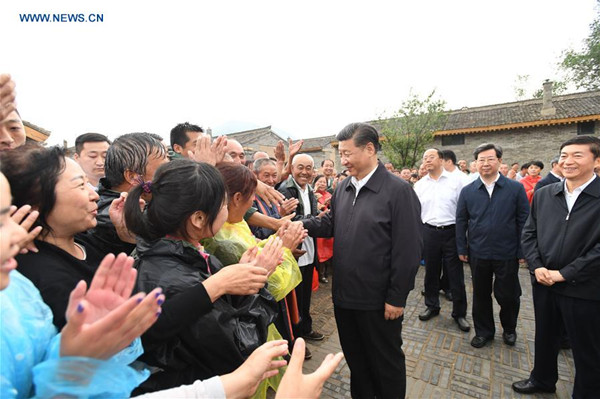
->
[1,72,600,398]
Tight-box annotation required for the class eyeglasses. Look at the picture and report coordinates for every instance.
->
[477,157,498,164]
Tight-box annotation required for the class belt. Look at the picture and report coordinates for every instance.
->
[424,223,455,230]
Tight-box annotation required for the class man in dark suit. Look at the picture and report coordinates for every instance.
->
[298,123,423,398]
[456,143,530,348]
[534,156,563,191]
[513,136,600,397]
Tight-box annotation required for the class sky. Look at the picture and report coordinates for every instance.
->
[1,0,597,146]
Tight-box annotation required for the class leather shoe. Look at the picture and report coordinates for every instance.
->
[303,330,324,341]
[471,336,493,348]
[503,332,517,346]
[455,317,470,332]
[512,379,555,394]
[418,307,440,321]
[444,291,454,301]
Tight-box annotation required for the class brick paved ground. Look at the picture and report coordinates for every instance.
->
[302,265,575,398]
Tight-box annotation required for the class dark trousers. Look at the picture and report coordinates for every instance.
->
[334,306,406,399]
[293,262,315,336]
[470,257,521,338]
[530,283,600,398]
[422,225,467,318]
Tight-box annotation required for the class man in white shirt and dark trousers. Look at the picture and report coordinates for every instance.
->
[414,148,470,332]
[278,153,324,359]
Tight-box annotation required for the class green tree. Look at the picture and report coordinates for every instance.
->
[377,90,447,168]
[560,7,600,90]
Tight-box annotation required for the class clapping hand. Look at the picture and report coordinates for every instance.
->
[60,253,164,359]
[278,220,307,250]
[254,237,284,276]
[188,133,227,166]
[0,74,17,121]
[9,205,42,254]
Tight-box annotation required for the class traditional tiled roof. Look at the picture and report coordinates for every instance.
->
[300,135,337,150]
[220,126,286,143]
[23,120,51,142]
[436,90,600,136]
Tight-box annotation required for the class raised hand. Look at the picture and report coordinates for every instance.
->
[220,340,289,398]
[276,338,343,399]
[188,133,227,166]
[279,198,299,216]
[288,138,304,160]
[203,263,269,300]
[274,140,286,163]
[0,74,17,121]
[278,220,307,250]
[60,253,165,359]
[256,180,285,207]
[9,205,42,253]
[254,237,283,276]
[109,192,137,243]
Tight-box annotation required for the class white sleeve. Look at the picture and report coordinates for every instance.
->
[132,376,225,399]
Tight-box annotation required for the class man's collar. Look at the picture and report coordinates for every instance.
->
[345,161,386,194]
[426,168,450,181]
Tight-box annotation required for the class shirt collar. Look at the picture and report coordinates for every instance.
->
[424,168,451,181]
[350,164,378,187]
[564,174,597,195]
[479,173,500,186]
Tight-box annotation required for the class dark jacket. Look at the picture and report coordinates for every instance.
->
[456,174,530,260]
[134,237,278,390]
[534,172,561,191]
[78,178,136,256]
[15,238,105,329]
[303,162,422,309]
[251,195,280,240]
[522,176,600,301]
[278,176,320,219]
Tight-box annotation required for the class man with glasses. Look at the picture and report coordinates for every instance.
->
[456,143,529,348]
[415,148,470,332]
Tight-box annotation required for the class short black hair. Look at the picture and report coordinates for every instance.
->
[441,150,457,165]
[170,122,203,150]
[473,143,503,160]
[321,159,334,167]
[511,162,519,167]
[521,162,531,171]
[529,160,544,169]
[425,148,444,159]
[74,133,110,154]
[105,133,166,187]
[560,135,600,159]
[337,123,381,152]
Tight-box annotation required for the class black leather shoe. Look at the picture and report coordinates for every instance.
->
[503,332,517,346]
[418,307,440,321]
[444,291,454,301]
[512,379,555,394]
[303,330,324,341]
[455,317,470,332]
[471,336,493,348]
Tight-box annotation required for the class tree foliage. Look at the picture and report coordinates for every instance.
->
[560,7,600,90]
[378,90,447,168]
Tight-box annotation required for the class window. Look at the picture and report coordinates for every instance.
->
[577,121,595,135]
[441,134,465,146]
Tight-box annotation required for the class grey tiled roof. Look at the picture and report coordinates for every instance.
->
[439,90,600,134]
[220,126,286,143]
[301,135,337,149]
[23,120,51,136]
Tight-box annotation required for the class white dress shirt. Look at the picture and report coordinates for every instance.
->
[450,167,470,187]
[293,179,315,266]
[414,169,464,226]
[480,173,501,198]
[350,164,378,199]
[564,174,597,214]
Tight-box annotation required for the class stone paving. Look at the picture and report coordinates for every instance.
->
[302,265,575,398]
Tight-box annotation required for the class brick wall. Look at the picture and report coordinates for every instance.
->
[434,124,580,167]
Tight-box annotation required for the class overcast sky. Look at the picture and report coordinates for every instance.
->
[1,0,596,146]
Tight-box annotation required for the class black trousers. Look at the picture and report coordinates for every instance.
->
[530,283,600,398]
[470,257,521,338]
[334,306,406,399]
[422,225,467,318]
[293,262,315,336]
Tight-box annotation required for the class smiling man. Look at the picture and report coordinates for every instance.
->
[513,135,600,397]
[73,133,111,188]
[298,122,422,398]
